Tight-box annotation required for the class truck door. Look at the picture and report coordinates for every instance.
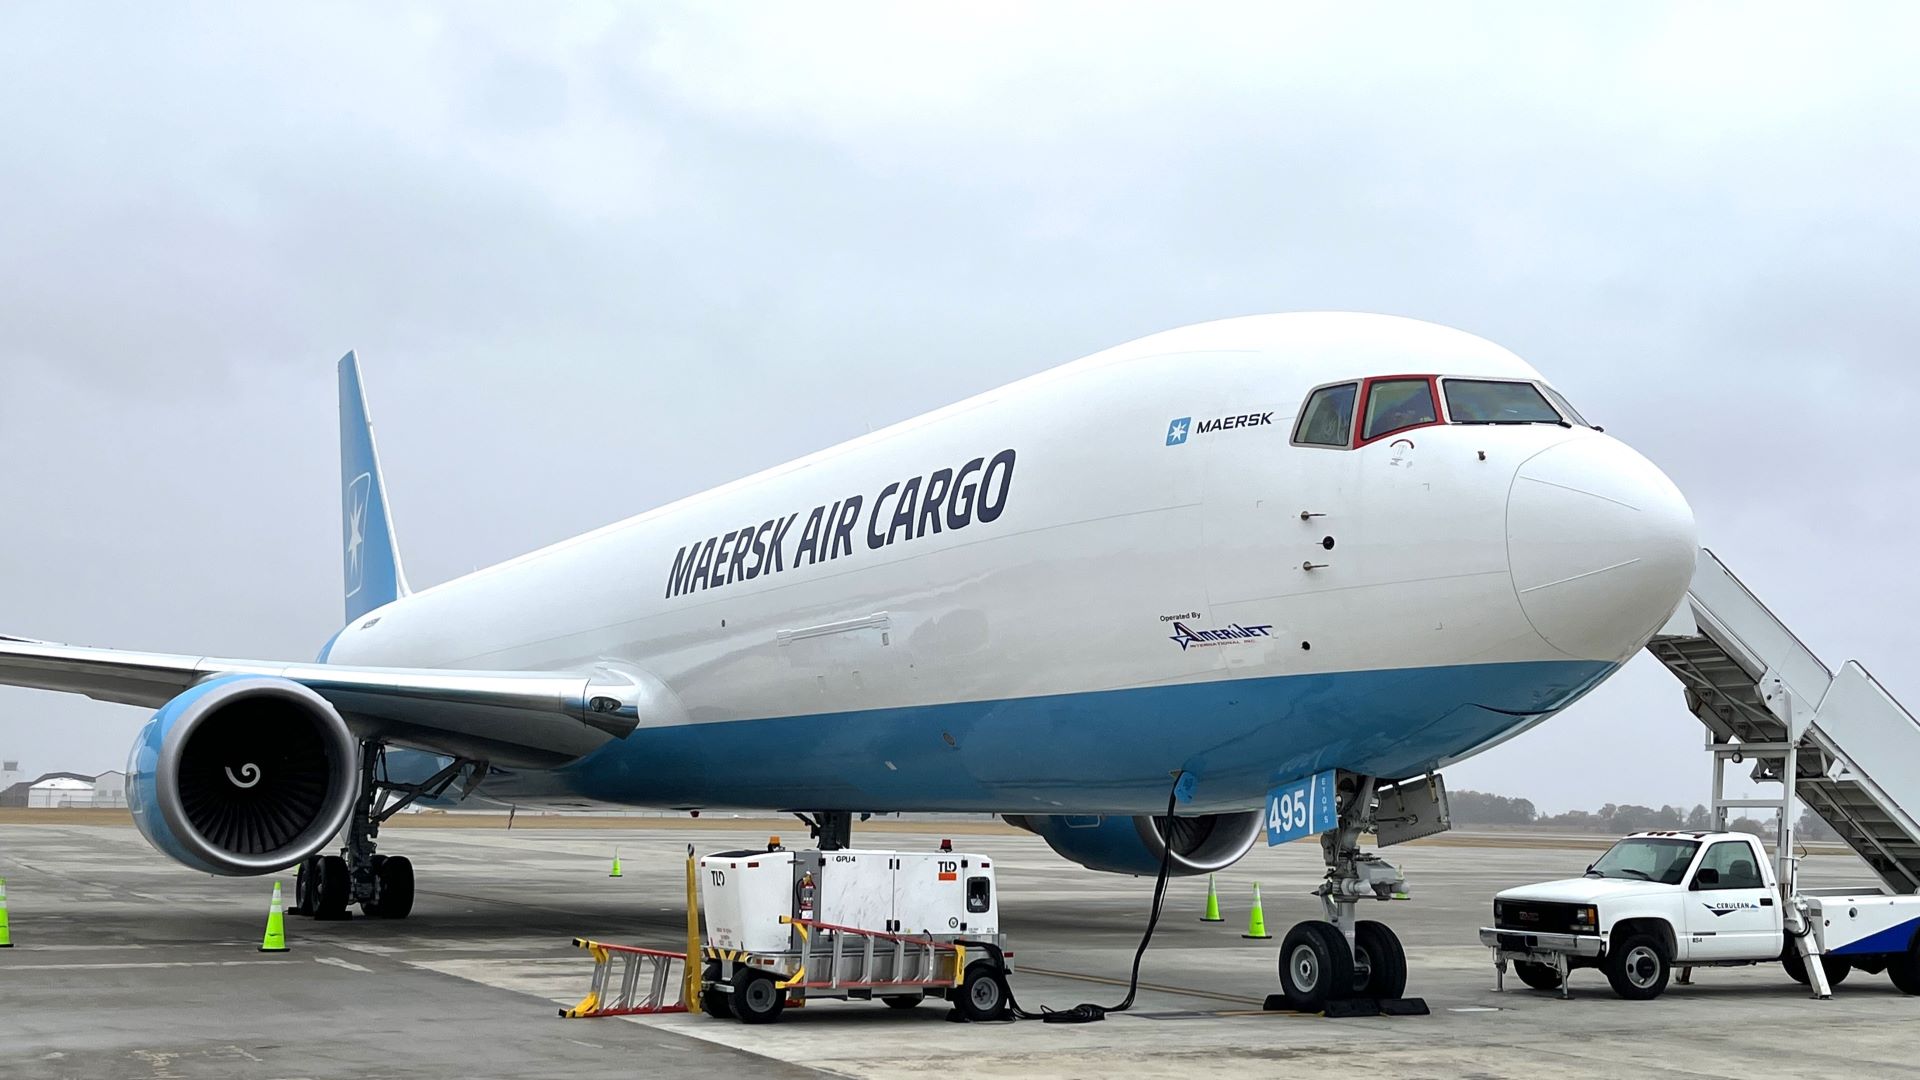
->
[1683,839,1778,960]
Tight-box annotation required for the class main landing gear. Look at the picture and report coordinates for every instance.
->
[1276,774,1414,1011]
[793,810,862,851]
[291,742,478,921]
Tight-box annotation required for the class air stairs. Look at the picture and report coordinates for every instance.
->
[1647,548,1920,894]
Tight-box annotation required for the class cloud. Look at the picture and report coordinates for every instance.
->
[1,3,1915,814]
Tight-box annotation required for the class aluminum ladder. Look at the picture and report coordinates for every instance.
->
[1647,548,1920,895]
[560,938,690,1018]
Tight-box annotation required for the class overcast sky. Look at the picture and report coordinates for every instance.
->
[2,4,1915,814]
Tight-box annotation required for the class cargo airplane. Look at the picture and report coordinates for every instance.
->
[0,313,1696,1007]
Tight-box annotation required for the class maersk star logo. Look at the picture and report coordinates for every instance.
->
[1165,417,1191,446]
[345,472,372,597]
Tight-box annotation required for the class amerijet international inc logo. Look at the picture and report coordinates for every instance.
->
[344,472,372,598]
[1168,621,1275,650]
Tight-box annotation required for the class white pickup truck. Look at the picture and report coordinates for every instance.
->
[1479,830,1920,1000]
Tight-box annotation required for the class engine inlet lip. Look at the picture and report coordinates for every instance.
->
[155,676,359,874]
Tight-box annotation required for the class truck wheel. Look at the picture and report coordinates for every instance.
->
[1514,961,1563,992]
[732,971,785,1024]
[882,994,924,1010]
[1603,931,1670,1000]
[1352,921,1407,999]
[1889,942,1920,995]
[1278,921,1355,1011]
[953,962,1008,1021]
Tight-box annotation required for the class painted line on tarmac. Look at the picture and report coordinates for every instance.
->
[315,956,375,973]
[1015,964,1266,1005]
[4,960,296,970]
[13,943,151,951]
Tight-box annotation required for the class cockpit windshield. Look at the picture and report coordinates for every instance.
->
[1539,384,1592,427]
[1443,379,1564,425]
[1585,836,1698,885]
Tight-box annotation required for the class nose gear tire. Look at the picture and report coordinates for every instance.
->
[1278,921,1355,1011]
[1352,920,1407,999]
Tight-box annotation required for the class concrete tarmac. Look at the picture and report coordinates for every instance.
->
[3,820,1917,1079]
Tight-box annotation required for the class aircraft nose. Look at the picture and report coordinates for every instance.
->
[1507,436,1697,660]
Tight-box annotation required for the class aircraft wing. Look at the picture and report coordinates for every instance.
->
[0,637,645,768]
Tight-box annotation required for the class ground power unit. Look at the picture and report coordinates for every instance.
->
[695,843,1009,1023]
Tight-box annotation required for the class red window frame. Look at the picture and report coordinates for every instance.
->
[1355,374,1445,447]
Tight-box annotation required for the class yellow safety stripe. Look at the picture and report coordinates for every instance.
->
[775,922,809,988]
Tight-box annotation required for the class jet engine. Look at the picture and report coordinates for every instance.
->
[1002,810,1264,876]
[128,674,359,876]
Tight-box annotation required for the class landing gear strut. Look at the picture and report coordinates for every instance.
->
[793,810,859,851]
[291,742,478,921]
[1276,774,1412,1010]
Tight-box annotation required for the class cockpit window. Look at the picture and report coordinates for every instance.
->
[1443,379,1563,425]
[1293,382,1357,447]
[1361,378,1438,441]
[1539,384,1592,428]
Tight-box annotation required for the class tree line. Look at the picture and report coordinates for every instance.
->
[1448,789,1839,840]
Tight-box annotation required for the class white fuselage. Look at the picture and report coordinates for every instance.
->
[322,313,1696,815]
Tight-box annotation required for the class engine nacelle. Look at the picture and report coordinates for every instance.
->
[1002,809,1265,876]
[128,674,359,876]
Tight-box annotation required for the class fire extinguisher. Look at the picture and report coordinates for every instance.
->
[796,872,816,921]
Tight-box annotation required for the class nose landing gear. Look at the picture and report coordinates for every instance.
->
[1272,773,1426,1013]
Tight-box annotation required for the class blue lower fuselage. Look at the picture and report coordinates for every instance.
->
[448,659,1613,815]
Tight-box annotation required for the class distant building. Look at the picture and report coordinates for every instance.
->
[2,771,98,808]
[28,775,96,808]
[92,770,127,808]
[0,760,19,791]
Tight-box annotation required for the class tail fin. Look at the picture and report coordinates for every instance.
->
[338,351,409,623]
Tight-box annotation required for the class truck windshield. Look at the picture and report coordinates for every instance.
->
[1586,837,1699,885]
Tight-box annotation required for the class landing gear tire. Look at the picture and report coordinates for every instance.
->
[313,854,351,920]
[733,971,786,1025]
[363,855,414,919]
[1603,931,1670,1000]
[1889,942,1920,996]
[1278,921,1355,1011]
[882,994,923,1010]
[1514,961,1564,992]
[1782,948,1851,988]
[1351,920,1407,999]
[952,962,1009,1022]
[291,858,316,917]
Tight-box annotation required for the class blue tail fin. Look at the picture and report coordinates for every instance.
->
[338,351,409,623]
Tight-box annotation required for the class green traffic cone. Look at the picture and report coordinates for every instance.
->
[0,876,13,947]
[1242,882,1272,940]
[1200,873,1225,922]
[609,850,623,878]
[259,881,288,952]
